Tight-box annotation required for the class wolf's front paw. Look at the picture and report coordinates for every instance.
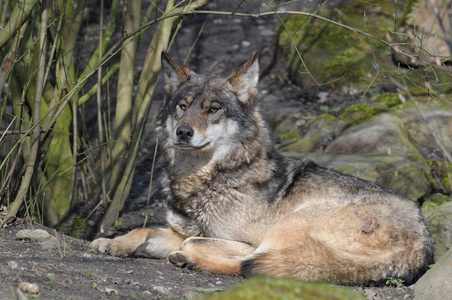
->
[89,238,131,256]
[168,251,197,270]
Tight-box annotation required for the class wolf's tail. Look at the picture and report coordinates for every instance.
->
[240,234,432,285]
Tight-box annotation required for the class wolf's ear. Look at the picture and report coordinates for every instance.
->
[229,53,260,104]
[161,51,191,94]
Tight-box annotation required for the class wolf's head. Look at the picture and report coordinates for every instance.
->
[157,52,269,169]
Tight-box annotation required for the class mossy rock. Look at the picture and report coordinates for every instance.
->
[395,108,452,156]
[425,202,452,261]
[340,93,412,125]
[376,160,432,201]
[422,194,451,216]
[279,1,395,90]
[194,277,364,300]
[278,1,451,94]
[326,114,405,154]
[278,114,346,153]
[273,118,301,142]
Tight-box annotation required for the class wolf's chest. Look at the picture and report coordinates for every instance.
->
[170,177,265,240]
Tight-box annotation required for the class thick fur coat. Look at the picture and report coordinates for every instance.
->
[91,52,434,285]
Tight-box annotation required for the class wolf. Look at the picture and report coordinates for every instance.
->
[90,52,434,285]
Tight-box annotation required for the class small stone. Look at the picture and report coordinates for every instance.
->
[241,40,251,48]
[216,281,223,285]
[152,285,171,294]
[16,229,50,240]
[105,287,118,294]
[18,282,39,294]
[295,119,306,127]
[317,91,330,103]
[8,261,18,270]
[260,29,274,36]
[364,288,377,299]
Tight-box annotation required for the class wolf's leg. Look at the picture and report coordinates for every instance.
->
[180,237,255,257]
[90,228,184,258]
[168,237,255,274]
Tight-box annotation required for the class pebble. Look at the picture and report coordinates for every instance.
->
[8,261,18,270]
[105,287,118,294]
[260,29,274,36]
[241,40,252,48]
[317,91,330,103]
[18,282,39,294]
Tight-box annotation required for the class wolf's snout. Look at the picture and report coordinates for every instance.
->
[176,125,194,141]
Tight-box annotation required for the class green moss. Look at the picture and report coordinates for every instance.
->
[279,1,395,89]
[305,113,337,128]
[426,159,452,192]
[70,217,87,238]
[194,277,364,300]
[322,48,368,82]
[278,135,319,153]
[282,130,301,141]
[340,93,413,125]
[278,1,451,95]
[274,119,301,142]
[430,194,450,206]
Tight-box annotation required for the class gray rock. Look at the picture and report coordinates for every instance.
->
[326,114,408,155]
[15,229,68,251]
[280,115,346,153]
[395,108,452,155]
[16,229,51,240]
[414,248,452,300]
[425,202,452,261]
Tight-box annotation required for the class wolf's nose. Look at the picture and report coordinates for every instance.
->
[176,125,194,140]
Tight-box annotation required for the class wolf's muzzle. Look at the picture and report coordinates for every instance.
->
[176,125,194,142]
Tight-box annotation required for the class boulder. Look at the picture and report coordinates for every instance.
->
[325,114,408,155]
[425,202,452,261]
[414,248,452,300]
[278,115,346,153]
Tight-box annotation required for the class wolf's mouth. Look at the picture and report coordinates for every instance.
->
[174,142,210,151]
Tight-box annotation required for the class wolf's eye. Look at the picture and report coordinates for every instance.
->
[209,107,220,113]
[179,104,187,111]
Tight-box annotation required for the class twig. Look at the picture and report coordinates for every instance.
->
[0,128,45,137]
[0,116,17,142]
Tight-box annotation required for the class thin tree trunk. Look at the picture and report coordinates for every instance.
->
[3,1,48,224]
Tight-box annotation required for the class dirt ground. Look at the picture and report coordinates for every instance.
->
[0,221,242,299]
[0,221,415,300]
[0,1,424,299]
